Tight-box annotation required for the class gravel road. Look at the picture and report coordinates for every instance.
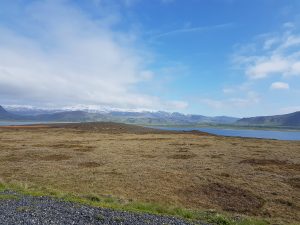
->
[0,191,207,225]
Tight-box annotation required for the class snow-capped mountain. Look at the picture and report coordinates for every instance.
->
[1,104,239,125]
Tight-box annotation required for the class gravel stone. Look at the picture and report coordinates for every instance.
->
[0,191,207,225]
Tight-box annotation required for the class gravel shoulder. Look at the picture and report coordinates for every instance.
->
[0,191,205,225]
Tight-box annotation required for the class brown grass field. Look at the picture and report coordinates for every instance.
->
[0,123,299,224]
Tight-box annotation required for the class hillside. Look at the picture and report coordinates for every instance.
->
[35,111,98,122]
[236,111,300,127]
[0,106,22,120]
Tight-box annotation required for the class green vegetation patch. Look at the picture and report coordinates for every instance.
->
[0,182,269,225]
[0,183,7,192]
[0,194,19,201]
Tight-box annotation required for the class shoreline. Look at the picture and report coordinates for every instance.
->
[1,121,300,141]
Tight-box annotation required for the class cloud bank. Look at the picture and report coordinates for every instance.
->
[0,0,187,111]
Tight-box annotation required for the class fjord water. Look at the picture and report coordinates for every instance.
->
[0,121,37,126]
[155,127,300,141]
[0,121,53,126]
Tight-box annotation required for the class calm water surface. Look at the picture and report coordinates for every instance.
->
[0,121,46,126]
[0,121,62,126]
[155,126,300,141]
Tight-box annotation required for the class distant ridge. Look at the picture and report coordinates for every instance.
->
[0,105,19,120]
[1,105,238,125]
[236,111,300,127]
[2,105,300,127]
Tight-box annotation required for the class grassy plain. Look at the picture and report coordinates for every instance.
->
[0,123,299,224]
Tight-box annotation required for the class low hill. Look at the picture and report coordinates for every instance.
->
[236,111,300,127]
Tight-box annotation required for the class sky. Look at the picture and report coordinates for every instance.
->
[0,0,300,117]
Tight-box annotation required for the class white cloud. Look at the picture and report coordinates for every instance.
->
[0,0,186,111]
[279,35,300,49]
[152,23,234,39]
[234,26,300,79]
[200,91,260,109]
[291,61,300,74]
[270,82,290,90]
[246,55,290,79]
[246,55,300,79]
[263,37,279,50]
[283,22,295,29]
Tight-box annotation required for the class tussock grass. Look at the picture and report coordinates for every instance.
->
[0,124,298,224]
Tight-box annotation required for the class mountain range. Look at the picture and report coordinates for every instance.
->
[0,105,238,125]
[0,106,18,120]
[1,105,300,128]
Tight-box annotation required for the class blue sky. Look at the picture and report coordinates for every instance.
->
[0,0,300,116]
